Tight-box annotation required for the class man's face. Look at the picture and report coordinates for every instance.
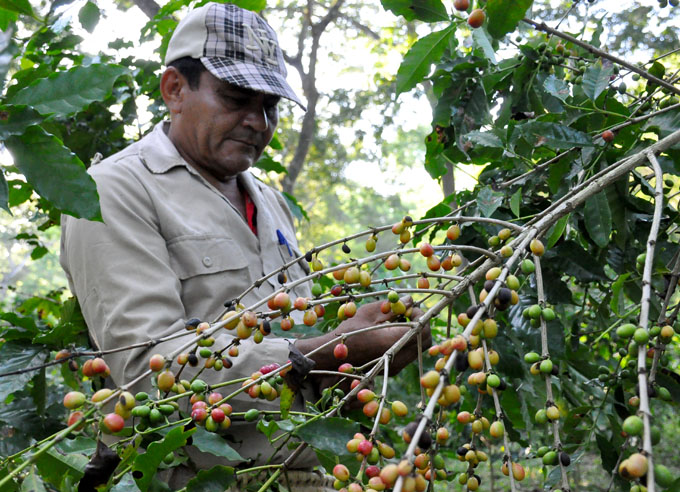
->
[171,70,279,181]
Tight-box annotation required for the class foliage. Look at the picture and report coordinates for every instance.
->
[0,0,680,492]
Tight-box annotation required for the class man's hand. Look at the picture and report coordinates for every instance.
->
[294,297,432,393]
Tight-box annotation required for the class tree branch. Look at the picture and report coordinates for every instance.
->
[523,18,680,97]
[127,0,160,19]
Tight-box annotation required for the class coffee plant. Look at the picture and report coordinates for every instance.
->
[1,0,680,491]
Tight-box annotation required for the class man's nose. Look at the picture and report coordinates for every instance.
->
[242,104,269,132]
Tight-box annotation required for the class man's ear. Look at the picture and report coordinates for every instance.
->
[160,67,186,115]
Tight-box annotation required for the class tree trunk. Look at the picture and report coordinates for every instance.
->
[442,162,456,205]
[128,0,160,19]
[281,90,319,194]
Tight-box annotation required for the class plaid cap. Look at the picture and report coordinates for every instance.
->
[165,3,305,110]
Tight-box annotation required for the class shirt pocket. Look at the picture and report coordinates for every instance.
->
[167,235,249,280]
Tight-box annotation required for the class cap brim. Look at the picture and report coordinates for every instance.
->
[201,57,306,111]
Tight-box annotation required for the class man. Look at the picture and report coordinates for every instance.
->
[61,3,429,488]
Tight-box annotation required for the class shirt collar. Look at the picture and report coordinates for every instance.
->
[139,121,190,174]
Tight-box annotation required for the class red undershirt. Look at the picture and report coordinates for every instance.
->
[244,191,257,236]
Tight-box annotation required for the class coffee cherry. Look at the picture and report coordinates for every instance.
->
[420,370,440,388]
[273,292,291,310]
[435,427,449,444]
[655,464,674,487]
[357,440,373,456]
[487,374,501,388]
[157,370,175,392]
[619,453,648,479]
[91,358,110,376]
[546,405,560,420]
[63,391,86,410]
[280,317,293,331]
[535,409,548,424]
[530,239,545,256]
[524,352,540,363]
[101,413,125,434]
[426,255,441,271]
[453,0,469,11]
[67,411,86,431]
[521,259,536,274]
[333,464,350,482]
[490,420,505,438]
[365,235,377,252]
[392,400,408,417]
[363,400,379,417]
[92,388,113,403]
[622,415,643,436]
[512,463,526,481]
[419,242,434,257]
[540,359,553,374]
[542,450,558,466]
[358,389,376,403]
[617,323,636,338]
[385,254,400,270]
[633,328,649,345]
[602,130,615,143]
[303,309,317,326]
[467,8,485,28]
[149,354,165,372]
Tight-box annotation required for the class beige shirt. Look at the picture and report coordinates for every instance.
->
[60,121,316,469]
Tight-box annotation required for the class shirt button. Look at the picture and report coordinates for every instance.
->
[202,256,213,267]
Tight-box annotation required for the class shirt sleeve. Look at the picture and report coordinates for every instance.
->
[60,163,292,397]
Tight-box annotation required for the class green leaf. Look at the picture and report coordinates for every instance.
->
[582,61,614,101]
[584,191,611,248]
[9,64,126,117]
[463,131,503,148]
[20,466,46,492]
[268,133,283,150]
[186,466,236,492]
[232,0,266,10]
[610,273,630,316]
[133,426,195,491]
[280,382,294,419]
[78,2,100,33]
[519,121,594,149]
[543,75,570,101]
[7,180,33,208]
[546,241,607,282]
[5,126,101,220]
[380,0,449,22]
[486,0,533,39]
[546,214,569,248]
[0,172,9,213]
[56,436,97,455]
[0,312,39,338]
[294,417,361,456]
[0,106,43,141]
[596,432,619,474]
[190,425,244,462]
[396,25,455,95]
[476,186,504,217]
[0,8,19,31]
[510,188,521,218]
[282,191,309,222]
[0,0,34,17]
[0,341,47,403]
[472,28,496,65]
[34,446,87,487]
[255,153,287,174]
